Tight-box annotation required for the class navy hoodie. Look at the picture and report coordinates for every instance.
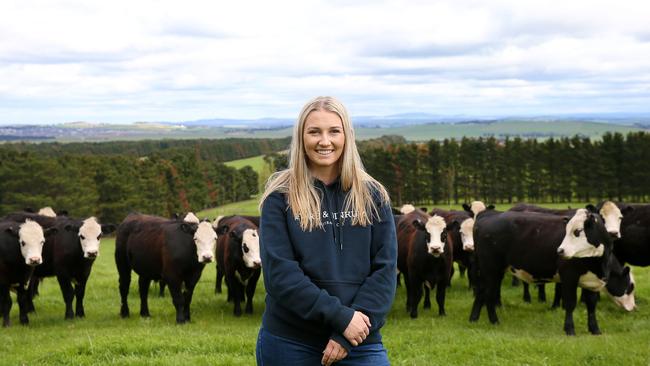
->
[259,179,397,352]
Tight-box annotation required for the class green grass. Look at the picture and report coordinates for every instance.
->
[4,204,649,365]
[223,155,266,172]
[198,197,261,218]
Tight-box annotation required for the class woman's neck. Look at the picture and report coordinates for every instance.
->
[310,165,339,185]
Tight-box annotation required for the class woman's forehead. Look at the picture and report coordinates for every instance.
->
[304,109,343,128]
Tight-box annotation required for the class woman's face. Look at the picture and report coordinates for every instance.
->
[303,109,345,171]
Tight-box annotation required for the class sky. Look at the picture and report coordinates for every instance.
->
[1,0,650,125]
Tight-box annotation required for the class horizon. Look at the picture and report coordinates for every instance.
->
[1,1,650,124]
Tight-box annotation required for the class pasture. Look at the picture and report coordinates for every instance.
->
[2,234,650,365]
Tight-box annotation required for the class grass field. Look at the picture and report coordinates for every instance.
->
[223,155,266,172]
[1,236,649,365]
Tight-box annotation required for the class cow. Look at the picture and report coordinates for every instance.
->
[115,213,216,323]
[3,212,116,319]
[613,203,650,267]
[38,207,57,218]
[509,201,627,304]
[214,216,262,316]
[430,208,476,288]
[463,201,493,218]
[469,207,634,335]
[0,219,54,326]
[397,209,457,318]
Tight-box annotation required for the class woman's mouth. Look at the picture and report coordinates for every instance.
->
[316,149,334,156]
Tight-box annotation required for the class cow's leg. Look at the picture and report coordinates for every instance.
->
[403,270,411,312]
[396,272,401,288]
[158,280,166,298]
[1,286,10,327]
[408,276,423,319]
[436,278,447,316]
[16,286,30,325]
[182,271,203,322]
[469,282,484,322]
[116,259,132,318]
[552,283,562,309]
[522,282,531,303]
[26,277,37,313]
[423,286,431,309]
[561,278,578,336]
[230,274,244,317]
[458,263,467,278]
[74,279,87,318]
[582,289,601,335]
[215,265,224,294]
[57,276,75,320]
[166,279,185,324]
[245,271,261,314]
[485,271,503,324]
[138,276,151,317]
[538,284,546,303]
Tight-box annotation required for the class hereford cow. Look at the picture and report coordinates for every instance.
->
[115,214,216,323]
[214,216,261,316]
[430,208,476,288]
[470,208,634,335]
[0,219,55,326]
[397,209,457,318]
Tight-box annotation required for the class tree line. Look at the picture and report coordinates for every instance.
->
[0,138,283,223]
[359,132,650,206]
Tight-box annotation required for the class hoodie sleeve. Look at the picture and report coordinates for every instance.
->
[260,192,355,334]
[349,199,397,331]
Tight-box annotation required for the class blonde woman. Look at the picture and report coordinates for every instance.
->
[256,96,397,366]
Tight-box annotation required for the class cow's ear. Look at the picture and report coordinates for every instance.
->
[101,224,116,235]
[487,204,495,210]
[584,213,596,229]
[419,207,428,213]
[5,226,18,237]
[45,227,58,237]
[563,216,570,223]
[57,210,68,217]
[412,219,426,231]
[65,224,80,232]
[585,204,598,213]
[24,207,35,213]
[171,213,180,220]
[447,220,460,232]
[462,203,471,213]
[180,223,198,234]
[216,225,229,236]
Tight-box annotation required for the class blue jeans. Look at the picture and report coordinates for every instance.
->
[256,328,389,366]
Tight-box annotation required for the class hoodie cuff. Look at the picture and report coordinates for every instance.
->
[330,333,353,353]
[331,306,355,334]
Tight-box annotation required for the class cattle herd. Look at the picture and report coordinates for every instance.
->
[0,201,648,336]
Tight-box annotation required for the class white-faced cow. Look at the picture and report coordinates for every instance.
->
[214,216,262,316]
[115,213,216,323]
[430,208,476,288]
[0,219,55,326]
[470,207,634,335]
[397,209,457,318]
[37,207,57,218]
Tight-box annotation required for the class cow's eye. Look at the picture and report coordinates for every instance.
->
[441,232,447,242]
[97,234,102,240]
[80,235,85,240]
[573,229,582,237]
[20,240,25,247]
[243,244,249,253]
[628,283,635,293]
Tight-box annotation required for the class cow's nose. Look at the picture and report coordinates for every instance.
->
[253,261,261,269]
[86,251,98,258]
[201,255,213,263]
[609,231,621,239]
[28,257,41,266]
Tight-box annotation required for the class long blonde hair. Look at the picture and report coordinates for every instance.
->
[259,96,390,231]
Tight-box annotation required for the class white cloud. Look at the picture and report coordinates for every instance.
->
[0,0,649,124]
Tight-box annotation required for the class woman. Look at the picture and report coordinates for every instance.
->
[256,96,397,365]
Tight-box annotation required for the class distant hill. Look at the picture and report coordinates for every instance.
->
[1,117,649,142]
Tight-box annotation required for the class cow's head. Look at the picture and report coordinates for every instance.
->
[183,212,200,224]
[462,201,493,218]
[184,221,217,264]
[413,215,456,257]
[66,217,116,259]
[400,204,415,214]
[6,219,54,266]
[606,266,636,312]
[38,207,56,217]
[459,217,475,252]
[591,201,624,239]
[557,209,607,258]
[239,228,261,269]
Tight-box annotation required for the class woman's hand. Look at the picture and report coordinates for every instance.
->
[321,339,348,366]
[343,311,371,346]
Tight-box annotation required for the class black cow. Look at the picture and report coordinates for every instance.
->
[115,213,216,323]
[214,216,261,316]
[430,208,476,288]
[470,208,634,335]
[614,203,650,267]
[0,219,54,326]
[397,209,457,318]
